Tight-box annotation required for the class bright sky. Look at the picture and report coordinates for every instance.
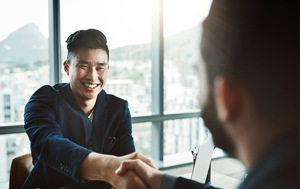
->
[0,0,212,48]
[0,0,49,41]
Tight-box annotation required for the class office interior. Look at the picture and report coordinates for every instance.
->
[0,0,246,188]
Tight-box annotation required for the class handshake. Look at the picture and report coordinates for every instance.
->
[78,152,165,189]
[113,152,164,189]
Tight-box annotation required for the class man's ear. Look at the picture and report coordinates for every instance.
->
[214,77,243,123]
[63,61,70,76]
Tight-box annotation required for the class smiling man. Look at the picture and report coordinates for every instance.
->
[23,29,154,189]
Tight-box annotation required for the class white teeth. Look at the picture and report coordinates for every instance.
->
[83,83,98,88]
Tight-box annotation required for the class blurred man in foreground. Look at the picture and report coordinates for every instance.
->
[116,0,298,188]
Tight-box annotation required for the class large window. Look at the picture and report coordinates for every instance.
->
[0,0,216,186]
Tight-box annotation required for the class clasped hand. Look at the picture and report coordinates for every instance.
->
[108,152,162,189]
[113,156,164,189]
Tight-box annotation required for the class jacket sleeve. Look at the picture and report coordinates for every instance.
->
[109,100,135,156]
[24,86,92,183]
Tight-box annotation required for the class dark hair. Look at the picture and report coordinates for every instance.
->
[65,29,109,64]
[201,0,298,127]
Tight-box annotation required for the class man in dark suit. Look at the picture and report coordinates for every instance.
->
[23,29,154,189]
[115,0,298,189]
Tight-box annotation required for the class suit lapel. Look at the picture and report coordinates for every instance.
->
[91,90,107,152]
[59,83,93,147]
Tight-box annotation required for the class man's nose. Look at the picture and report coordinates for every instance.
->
[87,67,98,81]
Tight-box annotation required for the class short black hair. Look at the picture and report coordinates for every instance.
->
[65,29,109,64]
[201,0,298,127]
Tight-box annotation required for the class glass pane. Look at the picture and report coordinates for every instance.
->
[164,118,209,165]
[0,133,31,184]
[163,0,212,113]
[132,122,151,158]
[60,0,152,115]
[0,0,49,124]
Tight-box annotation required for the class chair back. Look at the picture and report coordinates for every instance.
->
[9,153,33,189]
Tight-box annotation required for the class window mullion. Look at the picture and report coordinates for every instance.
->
[151,0,164,161]
[49,0,61,85]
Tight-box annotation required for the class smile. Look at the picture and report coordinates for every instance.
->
[82,82,101,89]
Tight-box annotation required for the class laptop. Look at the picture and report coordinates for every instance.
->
[191,134,215,183]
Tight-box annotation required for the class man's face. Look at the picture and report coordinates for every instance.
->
[198,58,236,157]
[65,48,109,102]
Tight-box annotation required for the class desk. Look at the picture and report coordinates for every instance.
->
[180,171,241,189]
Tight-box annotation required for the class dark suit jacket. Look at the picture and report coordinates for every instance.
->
[23,83,135,189]
[174,126,299,189]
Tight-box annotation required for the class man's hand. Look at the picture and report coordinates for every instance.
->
[107,152,158,189]
[78,152,157,189]
[115,159,164,189]
[111,169,147,189]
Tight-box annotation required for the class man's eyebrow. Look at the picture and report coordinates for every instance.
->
[78,60,107,66]
[78,60,91,64]
[96,62,107,66]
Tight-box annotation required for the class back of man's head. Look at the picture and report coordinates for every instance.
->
[66,29,109,64]
[201,0,298,128]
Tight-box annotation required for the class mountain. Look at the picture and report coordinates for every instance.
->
[0,22,48,66]
[110,25,202,74]
[110,43,151,63]
[0,22,202,73]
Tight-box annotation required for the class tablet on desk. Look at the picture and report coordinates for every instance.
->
[191,135,215,183]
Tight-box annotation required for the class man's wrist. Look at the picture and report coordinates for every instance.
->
[101,155,119,183]
[78,152,116,182]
